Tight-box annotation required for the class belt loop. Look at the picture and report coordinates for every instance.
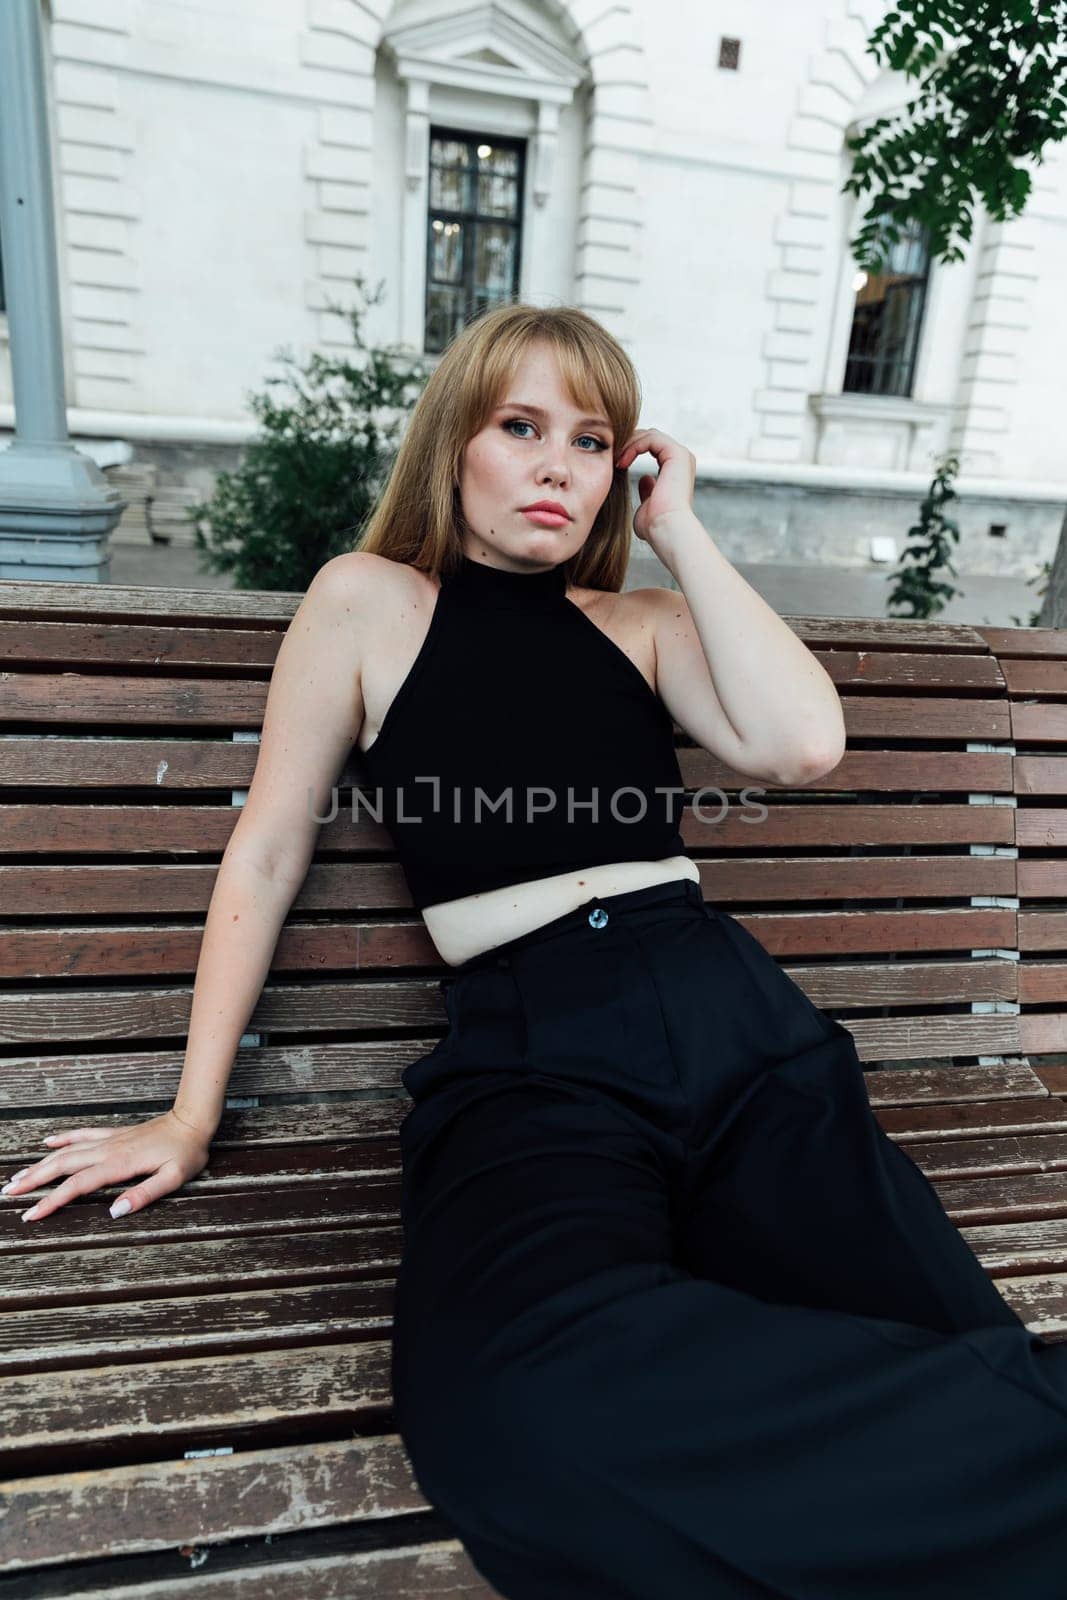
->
[688,879,714,918]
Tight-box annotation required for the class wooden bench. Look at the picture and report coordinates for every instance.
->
[1,575,1065,1595]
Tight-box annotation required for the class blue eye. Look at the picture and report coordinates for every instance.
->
[502,419,610,451]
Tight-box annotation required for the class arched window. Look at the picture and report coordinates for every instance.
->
[843,218,931,397]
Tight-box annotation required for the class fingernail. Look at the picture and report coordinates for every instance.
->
[21,1206,40,1221]
[110,1198,131,1218]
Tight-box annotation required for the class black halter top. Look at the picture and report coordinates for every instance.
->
[357,554,687,910]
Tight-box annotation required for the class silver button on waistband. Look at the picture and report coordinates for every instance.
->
[588,907,609,929]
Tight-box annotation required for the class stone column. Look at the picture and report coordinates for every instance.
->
[0,0,124,582]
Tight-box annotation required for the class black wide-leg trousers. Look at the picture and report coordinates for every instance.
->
[390,878,1067,1599]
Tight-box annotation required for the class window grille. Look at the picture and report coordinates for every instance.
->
[843,218,931,397]
[424,128,525,355]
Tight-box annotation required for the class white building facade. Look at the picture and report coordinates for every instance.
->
[1,0,1064,587]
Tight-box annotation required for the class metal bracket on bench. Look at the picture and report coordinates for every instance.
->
[965,744,1021,1052]
[231,728,261,806]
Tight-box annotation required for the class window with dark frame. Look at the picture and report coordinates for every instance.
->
[843,218,931,397]
[718,37,741,70]
[424,128,526,355]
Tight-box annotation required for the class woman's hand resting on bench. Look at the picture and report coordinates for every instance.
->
[0,1108,212,1222]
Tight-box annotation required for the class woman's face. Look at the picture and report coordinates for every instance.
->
[456,341,617,573]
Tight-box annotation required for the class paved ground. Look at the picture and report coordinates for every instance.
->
[105,540,1042,628]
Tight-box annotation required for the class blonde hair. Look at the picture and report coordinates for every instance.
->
[353,302,641,592]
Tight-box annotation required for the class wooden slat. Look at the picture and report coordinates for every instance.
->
[0,1274,397,1376]
[0,578,299,625]
[934,1171,1067,1225]
[0,738,1016,795]
[0,803,390,854]
[1015,755,1067,794]
[1017,960,1067,1004]
[990,1273,1067,1339]
[0,905,1021,981]
[789,957,1018,1010]
[877,1098,1067,1141]
[0,618,283,669]
[977,626,1067,659]
[0,958,1015,1047]
[0,1229,405,1315]
[0,917,442,980]
[1000,659,1067,696]
[730,906,1016,957]
[0,1041,430,1107]
[2,672,271,725]
[55,1543,495,1599]
[845,1014,1023,1061]
[0,800,1020,854]
[907,1130,1067,1179]
[960,1217,1067,1273]
[862,1062,1047,1107]
[0,660,1007,716]
[701,855,1016,901]
[1018,859,1067,898]
[841,695,1010,738]
[0,579,996,648]
[1020,910,1067,950]
[683,801,1015,848]
[0,735,266,787]
[1,1186,402,1257]
[0,1037,1021,1125]
[0,852,1019,919]
[0,1434,424,1570]
[1012,701,1067,743]
[1020,1013,1067,1054]
[0,1103,408,1160]
[0,978,449,1045]
[1016,807,1067,848]
[0,1136,407,1216]
[699,749,1013,793]
[816,651,1003,690]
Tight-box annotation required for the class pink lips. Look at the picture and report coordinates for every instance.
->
[522,509,569,527]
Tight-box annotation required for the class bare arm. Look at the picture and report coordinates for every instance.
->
[648,519,847,787]
[173,551,372,1135]
[170,849,312,1139]
[6,553,374,1222]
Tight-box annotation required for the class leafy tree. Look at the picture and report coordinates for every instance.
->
[843,2,1067,624]
[187,277,429,592]
[843,1,1067,275]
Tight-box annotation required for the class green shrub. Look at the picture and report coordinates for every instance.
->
[187,278,429,592]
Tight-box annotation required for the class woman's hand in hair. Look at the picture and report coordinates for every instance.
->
[615,428,698,556]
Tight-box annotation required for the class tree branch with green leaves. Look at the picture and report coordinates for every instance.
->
[843,1,1067,272]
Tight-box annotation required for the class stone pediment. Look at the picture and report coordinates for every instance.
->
[382,2,587,98]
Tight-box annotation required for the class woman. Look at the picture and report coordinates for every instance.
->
[6,304,1067,1597]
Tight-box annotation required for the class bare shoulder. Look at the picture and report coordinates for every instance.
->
[305,551,432,642]
[629,583,690,643]
[570,580,674,636]
[306,550,406,613]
